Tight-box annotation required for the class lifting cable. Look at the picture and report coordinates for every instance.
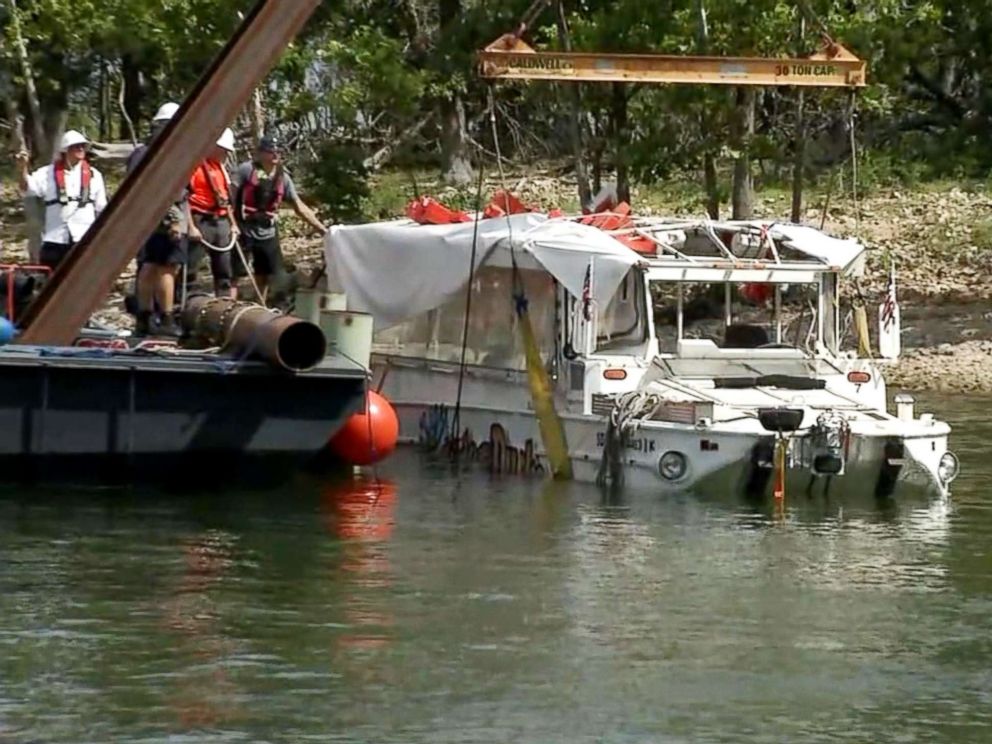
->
[449,156,488,458]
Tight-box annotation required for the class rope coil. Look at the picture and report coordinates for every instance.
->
[596,389,664,488]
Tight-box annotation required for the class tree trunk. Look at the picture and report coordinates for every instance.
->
[790,15,807,223]
[8,0,48,157]
[611,83,630,204]
[120,54,142,143]
[790,90,805,223]
[437,0,472,186]
[732,87,755,220]
[696,0,719,219]
[98,59,109,141]
[439,95,473,185]
[43,107,68,159]
[555,0,592,209]
[251,87,266,141]
[364,112,435,172]
[704,154,720,219]
[2,72,42,262]
[0,66,19,151]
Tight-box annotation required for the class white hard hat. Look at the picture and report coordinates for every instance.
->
[153,102,180,121]
[216,127,235,151]
[60,129,89,151]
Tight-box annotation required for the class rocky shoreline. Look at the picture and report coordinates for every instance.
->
[3,170,992,393]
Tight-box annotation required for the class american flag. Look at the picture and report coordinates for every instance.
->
[880,262,897,331]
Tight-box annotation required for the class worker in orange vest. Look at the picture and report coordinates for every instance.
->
[15,130,108,271]
[186,128,240,298]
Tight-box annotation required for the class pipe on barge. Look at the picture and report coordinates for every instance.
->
[181,295,327,372]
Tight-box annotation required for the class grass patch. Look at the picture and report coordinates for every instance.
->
[970,218,992,252]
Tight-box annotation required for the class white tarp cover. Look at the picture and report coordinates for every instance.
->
[762,222,864,271]
[324,214,640,328]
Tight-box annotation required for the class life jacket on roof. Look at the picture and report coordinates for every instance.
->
[46,158,92,207]
[241,163,285,220]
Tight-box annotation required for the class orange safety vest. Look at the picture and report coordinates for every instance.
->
[188,160,231,216]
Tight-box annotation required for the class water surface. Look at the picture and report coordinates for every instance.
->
[0,394,989,742]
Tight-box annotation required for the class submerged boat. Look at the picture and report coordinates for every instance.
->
[323,211,959,499]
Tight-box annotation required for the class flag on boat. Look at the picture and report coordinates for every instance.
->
[878,259,900,359]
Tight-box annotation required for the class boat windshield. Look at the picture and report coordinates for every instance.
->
[652,280,832,355]
[655,355,845,380]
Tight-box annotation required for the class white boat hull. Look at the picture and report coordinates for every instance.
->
[388,394,952,501]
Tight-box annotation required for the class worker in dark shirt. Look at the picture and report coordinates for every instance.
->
[126,102,191,336]
[232,135,325,302]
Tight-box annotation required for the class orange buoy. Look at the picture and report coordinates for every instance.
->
[328,390,399,465]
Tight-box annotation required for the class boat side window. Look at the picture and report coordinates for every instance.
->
[595,270,647,352]
[371,266,555,370]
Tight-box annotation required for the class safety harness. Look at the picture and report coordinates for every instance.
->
[47,158,92,207]
[240,163,285,221]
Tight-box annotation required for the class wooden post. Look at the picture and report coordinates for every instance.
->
[16,0,324,344]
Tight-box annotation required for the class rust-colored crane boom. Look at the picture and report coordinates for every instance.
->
[479,35,866,88]
[15,0,324,345]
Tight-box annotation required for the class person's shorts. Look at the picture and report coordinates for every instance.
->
[139,232,187,267]
[243,235,283,277]
[39,241,74,271]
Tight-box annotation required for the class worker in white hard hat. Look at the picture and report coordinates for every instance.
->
[126,100,180,173]
[185,127,240,298]
[14,129,108,271]
[126,101,192,336]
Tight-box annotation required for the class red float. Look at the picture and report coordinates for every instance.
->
[740,282,773,305]
[328,390,399,465]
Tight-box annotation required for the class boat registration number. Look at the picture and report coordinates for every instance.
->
[596,432,657,453]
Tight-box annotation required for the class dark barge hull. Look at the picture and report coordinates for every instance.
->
[0,346,367,487]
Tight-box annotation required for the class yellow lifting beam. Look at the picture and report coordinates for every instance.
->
[479,34,866,88]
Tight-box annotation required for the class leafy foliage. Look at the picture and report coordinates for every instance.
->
[4,0,992,218]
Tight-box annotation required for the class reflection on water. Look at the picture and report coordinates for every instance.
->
[0,393,988,742]
[163,530,241,730]
[323,477,397,653]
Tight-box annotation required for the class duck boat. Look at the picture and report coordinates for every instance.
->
[323,211,959,499]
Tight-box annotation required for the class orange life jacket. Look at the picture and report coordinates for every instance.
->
[188,160,231,215]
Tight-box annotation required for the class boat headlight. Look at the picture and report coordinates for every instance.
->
[938,452,959,484]
[658,451,688,481]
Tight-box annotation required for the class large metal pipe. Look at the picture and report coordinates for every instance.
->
[182,295,327,372]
